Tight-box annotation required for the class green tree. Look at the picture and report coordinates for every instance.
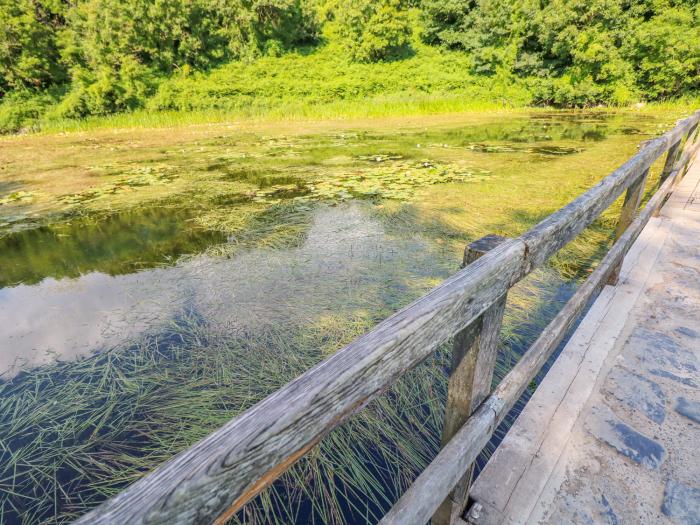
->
[623,5,700,99]
[336,0,413,62]
[55,0,318,115]
[0,0,66,94]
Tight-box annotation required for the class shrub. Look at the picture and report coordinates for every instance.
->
[0,89,59,133]
[336,0,413,62]
[0,0,67,94]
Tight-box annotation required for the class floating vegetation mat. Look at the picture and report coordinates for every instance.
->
[0,191,37,206]
[253,161,489,204]
[59,166,178,205]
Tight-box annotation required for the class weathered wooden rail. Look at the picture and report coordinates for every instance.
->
[74,110,700,525]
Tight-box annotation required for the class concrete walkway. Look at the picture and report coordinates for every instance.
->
[468,158,700,525]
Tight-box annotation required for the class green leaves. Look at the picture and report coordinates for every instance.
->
[335,0,413,63]
[624,6,700,99]
[0,0,697,125]
[0,0,319,116]
[422,0,699,106]
[0,0,67,93]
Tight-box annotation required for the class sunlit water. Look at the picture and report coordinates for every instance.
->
[0,110,680,524]
[1,205,444,374]
[0,111,666,377]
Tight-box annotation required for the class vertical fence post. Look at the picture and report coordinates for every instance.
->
[652,138,682,218]
[654,122,699,217]
[433,234,508,525]
[607,169,649,285]
[677,123,699,183]
[659,138,682,185]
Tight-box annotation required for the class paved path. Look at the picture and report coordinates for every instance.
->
[469,158,700,525]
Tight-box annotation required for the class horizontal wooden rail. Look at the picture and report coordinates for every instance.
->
[74,110,700,525]
[380,136,699,524]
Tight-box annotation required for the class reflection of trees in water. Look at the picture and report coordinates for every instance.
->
[0,207,224,287]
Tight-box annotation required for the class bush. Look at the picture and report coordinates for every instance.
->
[0,89,59,133]
[623,6,700,100]
[423,0,697,105]
[336,0,413,62]
[51,0,319,115]
[0,0,66,94]
[53,61,159,117]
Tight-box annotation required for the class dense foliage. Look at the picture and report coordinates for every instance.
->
[334,0,413,62]
[0,0,698,131]
[423,0,700,106]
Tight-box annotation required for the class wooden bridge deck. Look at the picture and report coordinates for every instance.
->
[468,158,700,524]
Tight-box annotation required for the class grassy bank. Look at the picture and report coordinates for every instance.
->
[5,40,697,136]
[37,94,518,135]
[1,45,530,134]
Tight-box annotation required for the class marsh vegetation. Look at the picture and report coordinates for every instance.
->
[0,109,689,523]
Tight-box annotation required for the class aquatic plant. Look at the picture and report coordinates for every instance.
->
[0,110,678,523]
[0,191,36,205]
[0,255,577,524]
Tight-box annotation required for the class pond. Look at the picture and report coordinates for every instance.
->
[0,110,682,524]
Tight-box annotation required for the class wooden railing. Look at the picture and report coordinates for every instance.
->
[74,110,700,525]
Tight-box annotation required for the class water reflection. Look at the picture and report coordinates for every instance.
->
[0,270,181,375]
[0,204,447,377]
[0,110,667,377]
[0,207,224,287]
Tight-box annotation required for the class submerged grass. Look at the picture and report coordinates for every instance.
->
[0,109,690,523]
[0,259,577,524]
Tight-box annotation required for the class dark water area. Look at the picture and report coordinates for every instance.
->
[0,110,679,524]
[0,206,224,288]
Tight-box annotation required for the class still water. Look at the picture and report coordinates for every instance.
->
[0,110,679,524]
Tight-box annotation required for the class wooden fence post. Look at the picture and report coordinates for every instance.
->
[659,139,682,185]
[607,169,649,285]
[653,122,699,217]
[677,123,699,183]
[433,234,508,525]
[652,139,682,218]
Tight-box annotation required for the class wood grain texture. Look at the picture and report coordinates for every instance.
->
[607,168,648,284]
[449,294,507,522]
[380,168,682,525]
[654,135,685,217]
[434,236,509,525]
[74,239,526,525]
[671,131,700,189]
[74,109,700,525]
[678,122,699,180]
[659,139,682,184]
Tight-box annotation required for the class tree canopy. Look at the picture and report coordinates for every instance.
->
[0,0,698,125]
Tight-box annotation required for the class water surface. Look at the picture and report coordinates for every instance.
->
[0,110,681,524]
